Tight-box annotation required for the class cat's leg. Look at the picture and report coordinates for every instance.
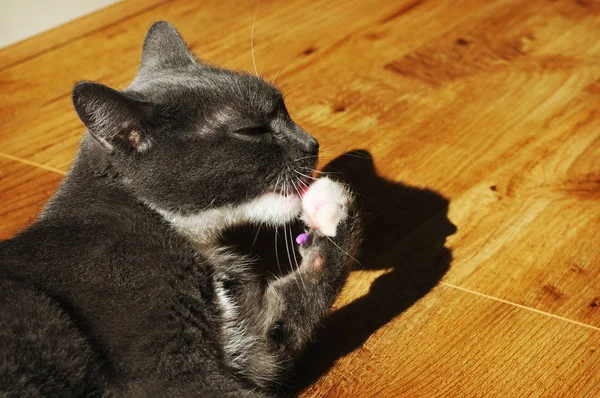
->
[221,178,361,388]
[262,178,361,366]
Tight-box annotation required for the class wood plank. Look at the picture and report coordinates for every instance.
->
[0,0,167,70]
[0,0,492,169]
[444,103,600,325]
[297,283,600,397]
[0,157,62,240]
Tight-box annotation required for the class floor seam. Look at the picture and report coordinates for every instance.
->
[0,152,67,175]
[439,281,600,332]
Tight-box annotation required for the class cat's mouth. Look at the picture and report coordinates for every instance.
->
[275,186,302,198]
[272,173,314,198]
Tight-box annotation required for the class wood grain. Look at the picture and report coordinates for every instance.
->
[0,157,62,240]
[299,283,600,398]
[1,0,599,395]
[0,0,167,70]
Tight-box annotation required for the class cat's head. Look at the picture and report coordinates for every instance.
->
[72,21,318,232]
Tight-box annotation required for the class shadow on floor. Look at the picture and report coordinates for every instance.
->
[285,150,456,395]
[224,150,455,395]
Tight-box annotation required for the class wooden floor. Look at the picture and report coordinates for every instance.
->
[1,0,599,396]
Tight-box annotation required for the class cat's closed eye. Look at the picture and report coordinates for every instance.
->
[233,126,271,137]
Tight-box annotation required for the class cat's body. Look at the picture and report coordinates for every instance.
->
[0,22,360,397]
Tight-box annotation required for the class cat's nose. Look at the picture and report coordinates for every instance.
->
[291,124,319,156]
[306,136,319,156]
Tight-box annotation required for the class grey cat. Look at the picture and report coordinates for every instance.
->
[0,21,361,397]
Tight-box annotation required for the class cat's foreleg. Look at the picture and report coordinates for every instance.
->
[260,178,362,372]
[219,179,361,388]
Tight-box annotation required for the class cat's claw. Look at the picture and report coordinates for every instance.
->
[301,177,349,237]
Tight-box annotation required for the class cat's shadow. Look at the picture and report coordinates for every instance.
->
[224,150,455,395]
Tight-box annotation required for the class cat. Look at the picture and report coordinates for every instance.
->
[0,21,361,397]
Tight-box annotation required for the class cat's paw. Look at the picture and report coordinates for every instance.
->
[301,177,349,237]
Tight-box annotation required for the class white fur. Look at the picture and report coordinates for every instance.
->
[301,177,348,237]
[210,250,274,384]
[214,279,260,374]
[215,281,236,320]
[149,192,301,246]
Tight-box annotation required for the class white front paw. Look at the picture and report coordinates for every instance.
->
[301,177,349,237]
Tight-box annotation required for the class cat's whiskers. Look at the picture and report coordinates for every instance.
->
[251,222,262,251]
[292,148,370,167]
[296,178,309,191]
[292,169,317,182]
[288,174,308,294]
[276,82,311,97]
[316,148,373,161]
[272,173,283,275]
[250,0,260,76]
[324,234,363,267]
[281,179,302,292]
[308,169,331,175]
[288,223,306,294]
[296,167,354,190]
[294,168,355,193]
[270,64,286,86]
[297,167,340,178]
[291,154,318,163]
[298,167,330,177]
[274,227,282,275]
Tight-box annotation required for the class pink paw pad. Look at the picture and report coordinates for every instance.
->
[312,255,324,270]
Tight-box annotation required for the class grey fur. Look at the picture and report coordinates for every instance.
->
[0,21,361,397]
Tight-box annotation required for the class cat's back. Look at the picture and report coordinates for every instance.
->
[0,204,190,296]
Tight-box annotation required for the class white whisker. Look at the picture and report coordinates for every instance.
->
[288,222,306,294]
[250,0,261,76]
[251,222,262,250]
[288,173,310,294]
[325,235,363,267]
[271,64,286,85]
[274,226,282,275]
[292,154,319,162]
[292,169,317,182]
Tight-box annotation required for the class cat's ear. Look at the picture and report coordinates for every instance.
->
[72,81,154,153]
[139,21,195,73]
